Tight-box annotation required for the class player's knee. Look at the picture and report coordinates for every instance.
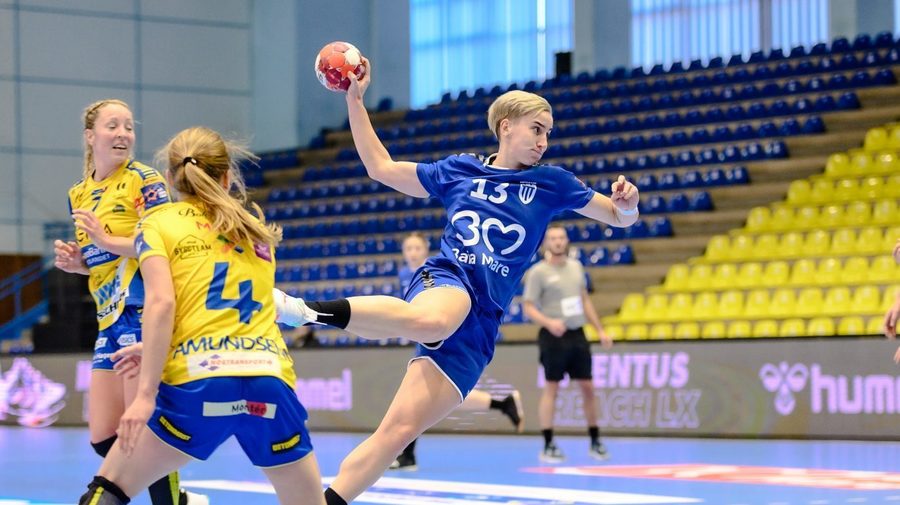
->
[91,435,117,457]
[78,475,131,505]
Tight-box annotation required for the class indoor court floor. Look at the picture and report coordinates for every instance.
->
[2,426,900,505]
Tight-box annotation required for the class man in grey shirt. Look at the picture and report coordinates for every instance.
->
[522,224,612,463]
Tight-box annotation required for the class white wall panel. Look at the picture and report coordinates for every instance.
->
[20,154,81,232]
[141,22,248,91]
[23,0,134,15]
[139,91,249,160]
[140,0,249,24]
[19,11,136,83]
[0,153,17,219]
[20,83,136,152]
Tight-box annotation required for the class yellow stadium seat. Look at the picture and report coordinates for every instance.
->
[834,178,860,202]
[885,226,900,251]
[887,175,900,198]
[649,323,674,340]
[729,234,755,260]
[666,293,694,320]
[753,234,780,260]
[718,290,745,318]
[837,316,865,335]
[865,317,884,336]
[852,285,882,314]
[807,317,836,336]
[890,126,900,149]
[823,287,852,316]
[830,228,858,255]
[872,199,898,225]
[860,176,885,199]
[794,206,821,230]
[770,288,798,317]
[786,180,812,205]
[619,293,646,322]
[840,257,869,284]
[825,153,851,178]
[850,151,874,176]
[803,229,831,256]
[663,263,690,291]
[855,227,884,255]
[688,264,714,290]
[753,319,780,337]
[882,285,900,311]
[625,323,649,340]
[869,256,898,283]
[727,320,753,338]
[763,261,790,286]
[845,201,872,226]
[702,321,727,339]
[735,262,764,288]
[642,294,670,321]
[769,206,795,232]
[745,207,772,232]
[864,127,889,151]
[819,205,845,228]
[797,287,825,316]
[744,289,772,318]
[705,235,731,261]
[811,178,836,204]
[780,232,805,258]
[815,257,842,285]
[710,264,738,289]
[674,322,701,339]
[604,324,625,341]
[876,152,899,175]
[789,259,817,286]
[691,292,719,320]
[779,318,807,337]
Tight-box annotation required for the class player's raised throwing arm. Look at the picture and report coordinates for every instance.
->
[344,59,428,198]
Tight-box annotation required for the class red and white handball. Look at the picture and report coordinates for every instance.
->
[315,41,367,92]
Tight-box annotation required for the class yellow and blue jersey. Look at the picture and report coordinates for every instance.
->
[67,159,170,330]
[135,201,295,387]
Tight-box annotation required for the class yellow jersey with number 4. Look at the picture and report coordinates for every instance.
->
[67,159,171,330]
[135,201,294,386]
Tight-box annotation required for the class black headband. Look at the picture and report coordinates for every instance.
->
[182,157,198,167]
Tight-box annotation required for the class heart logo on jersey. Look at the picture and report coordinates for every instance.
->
[481,218,526,256]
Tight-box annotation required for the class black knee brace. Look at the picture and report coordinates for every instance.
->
[91,435,117,457]
[78,475,131,505]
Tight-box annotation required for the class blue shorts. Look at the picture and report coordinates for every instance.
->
[148,376,313,468]
[92,306,142,370]
[406,257,499,401]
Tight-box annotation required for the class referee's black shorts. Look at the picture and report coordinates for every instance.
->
[538,326,593,382]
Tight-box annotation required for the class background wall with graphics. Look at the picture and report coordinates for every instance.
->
[2,339,899,438]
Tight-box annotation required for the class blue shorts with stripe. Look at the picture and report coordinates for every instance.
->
[148,376,313,468]
[92,306,142,370]
[405,256,499,401]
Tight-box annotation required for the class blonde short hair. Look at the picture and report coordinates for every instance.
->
[486,90,552,139]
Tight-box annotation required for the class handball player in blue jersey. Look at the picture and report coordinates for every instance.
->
[279,59,640,505]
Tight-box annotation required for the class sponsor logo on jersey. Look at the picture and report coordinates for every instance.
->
[202,400,278,419]
[116,333,137,347]
[254,243,272,262]
[158,415,191,441]
[112,204,127,213]
[141,182,170,210]
[82,244,118,268]
[271,433,302,453]
[173,235,211,259]
[94,337,108,350]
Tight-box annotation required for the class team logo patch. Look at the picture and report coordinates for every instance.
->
[116,333,137,347]
[134,231,154,257]
[203,400,278,419]
[141,182,170,210]
[518,182,537,204]
[271,433,302,453]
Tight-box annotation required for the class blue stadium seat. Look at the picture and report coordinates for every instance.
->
[837,92,860,109]
[802,116,825,134]
[625,220,649,239]
[612,245,635,264]
[650,217,673,237]
[667,193,689,212]
[588,246,610,266]
[658,172,679,190]
[690,191,714,211]
[681,170,703,187]
[644,194,666,213]
[830,37,850,52]
[852,33,872,51]
[726,166,749,184]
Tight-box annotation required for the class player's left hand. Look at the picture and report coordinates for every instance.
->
[346,57,371,102]
[117,394,155,456]
[72,209,112,250]
[598,328,613,349]
[112,343,143,379]
[610,175,639,212]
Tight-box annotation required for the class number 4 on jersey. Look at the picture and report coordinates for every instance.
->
[206,262,262,324]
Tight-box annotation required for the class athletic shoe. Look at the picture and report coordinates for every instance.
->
[539,443,565,463]
[180,490,210,505]
[589,440,610,461]
[499,391,525,433]
[273,289,321,327]
[388,452,418,472]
